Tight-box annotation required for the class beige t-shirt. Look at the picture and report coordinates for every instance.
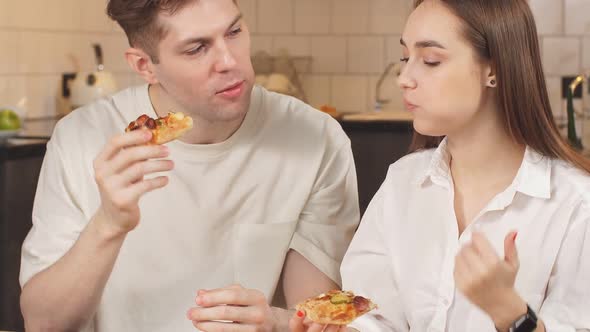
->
[20,85,360,331]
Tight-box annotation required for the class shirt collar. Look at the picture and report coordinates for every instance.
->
[513,147,552,199]
[417,138,552,200]
[417,137,452,188]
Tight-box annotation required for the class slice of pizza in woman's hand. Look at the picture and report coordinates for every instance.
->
[125,112,193,145]
[295,290,377,325]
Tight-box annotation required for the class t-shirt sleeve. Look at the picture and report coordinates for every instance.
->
[289,139,360,285]
[20,136,88,287]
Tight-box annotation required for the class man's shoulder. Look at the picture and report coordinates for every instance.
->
[256,87,349,147]
[51,86,145,152]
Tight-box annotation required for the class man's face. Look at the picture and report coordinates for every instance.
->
[152,0,254,122]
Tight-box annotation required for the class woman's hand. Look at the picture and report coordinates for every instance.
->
[454,231,528,331]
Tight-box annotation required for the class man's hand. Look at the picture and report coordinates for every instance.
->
[93,129,173,238]
[454,231,528,331]
[187,284,277,331]
[289,310,347,332]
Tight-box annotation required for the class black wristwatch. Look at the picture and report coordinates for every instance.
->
[509,304,538,332]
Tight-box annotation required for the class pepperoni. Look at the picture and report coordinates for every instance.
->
[146,118,157,129]
[136,114,150,126]
[352,296,370,312]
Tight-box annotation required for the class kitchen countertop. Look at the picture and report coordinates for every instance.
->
[341,111,413,122]
[0,117,57,161]
[0,113,413,161]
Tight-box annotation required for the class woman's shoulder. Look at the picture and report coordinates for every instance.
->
[551,159,590,208]
[386,148,437,180]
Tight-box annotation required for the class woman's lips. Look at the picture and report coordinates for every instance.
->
[403,99,418,111]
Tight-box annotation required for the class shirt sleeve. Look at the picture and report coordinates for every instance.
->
[19,136,88,287]
[538,201,590,332]
[341,180,409,332]
[289,139,360,286]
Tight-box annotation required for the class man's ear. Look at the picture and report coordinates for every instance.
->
[125,47,159,84]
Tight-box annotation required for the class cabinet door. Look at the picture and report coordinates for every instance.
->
[344,123,413,216]
[0,156,44,331]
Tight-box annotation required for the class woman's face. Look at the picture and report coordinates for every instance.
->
[399,0,494,137]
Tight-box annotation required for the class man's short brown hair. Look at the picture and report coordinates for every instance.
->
[107,0,195,63]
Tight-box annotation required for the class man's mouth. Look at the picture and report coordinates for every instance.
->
[216,81,245,97]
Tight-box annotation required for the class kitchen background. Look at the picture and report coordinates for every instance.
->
[0,1,590,331]
[0,0,588,119]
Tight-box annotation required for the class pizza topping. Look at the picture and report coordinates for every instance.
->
[145,118,157,129]
[330,293,352,305]
[352,296,372,312]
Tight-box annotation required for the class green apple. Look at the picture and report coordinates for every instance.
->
[0,109,21,130]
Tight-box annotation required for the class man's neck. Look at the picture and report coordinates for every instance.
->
[148,84,246,145]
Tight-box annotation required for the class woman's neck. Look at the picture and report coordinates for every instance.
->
[447,105,525,190]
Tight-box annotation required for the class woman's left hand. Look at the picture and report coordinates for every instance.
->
[454,231,528,331]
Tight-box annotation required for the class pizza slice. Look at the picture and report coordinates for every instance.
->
[295,290,377,325]
[125,112,193,145]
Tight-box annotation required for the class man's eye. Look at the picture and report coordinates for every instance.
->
[186,45,205,55]
[228,27,242,37]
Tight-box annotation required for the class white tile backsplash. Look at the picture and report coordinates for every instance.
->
[301,74,332,108]
[529,0,563,35]
[47,0,82,31]
[565,0,590,35]
[583,37,590,70]
[295,0,331,35]
[0,31,20,75]
[543,37,581,75]
[0,76,27,112]
[311,37,347,73]
[347,36,384,74]
[238,0,258,33]
[332,0,370,35]
[257,0,293,34]
[81,0,112,32]
[17,31,42,74]
[369,0,409,35]
[386,35,404,64]
[28,75,61,118]
[331,75,368,113]
[272,36,311,57]
[250,36,273,55]
[0,0,586,119]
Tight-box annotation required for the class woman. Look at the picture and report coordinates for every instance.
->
[291,0,590,331]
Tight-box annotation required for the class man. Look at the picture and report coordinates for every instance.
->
[18,0,359,331]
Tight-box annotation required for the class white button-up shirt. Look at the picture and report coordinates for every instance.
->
[342,139,590,331]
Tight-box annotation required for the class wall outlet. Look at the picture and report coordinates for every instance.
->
[562,76,583,99]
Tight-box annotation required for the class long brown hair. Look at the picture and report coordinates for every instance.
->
[409,0,590,173]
